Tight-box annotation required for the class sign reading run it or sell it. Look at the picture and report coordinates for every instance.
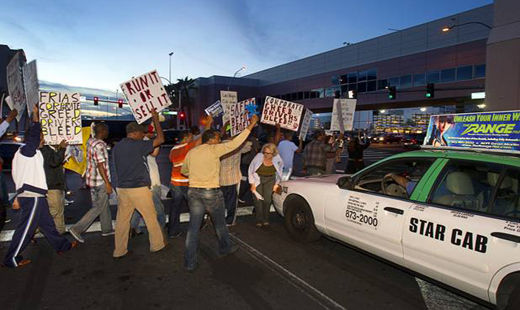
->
[120,70,172,124]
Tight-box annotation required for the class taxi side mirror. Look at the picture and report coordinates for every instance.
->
[337,176,354,190]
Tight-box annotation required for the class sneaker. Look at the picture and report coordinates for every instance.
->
[101,231,115,237]
[69,228,84,243]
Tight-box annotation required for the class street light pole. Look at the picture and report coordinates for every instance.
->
[227,66,246,91]
[168,51,174,84]
[442,21,492,32]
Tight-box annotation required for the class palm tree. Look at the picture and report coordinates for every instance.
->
[175,76,197,127]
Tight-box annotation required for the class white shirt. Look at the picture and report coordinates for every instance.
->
[278,140,299,170]
[144,137,161,187]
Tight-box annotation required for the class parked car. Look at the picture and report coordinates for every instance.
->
[164,129,184,145]
[0,141,23,171]
[376,134,403,144]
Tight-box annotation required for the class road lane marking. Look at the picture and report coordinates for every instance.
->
[230,233,347,310]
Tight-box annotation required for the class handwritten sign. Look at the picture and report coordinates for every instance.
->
[220,91,237,124]
[230,98,255,136]
[120,70,172,124]
[205,100,223,117]
[261,96,304,131]
[39,91,82,145]
[299,108,313,140]
[330,99,356,131]
[23,60,39,117]
[6,52,26,121]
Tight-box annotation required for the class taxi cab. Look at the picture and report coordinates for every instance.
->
[274,140,520,308]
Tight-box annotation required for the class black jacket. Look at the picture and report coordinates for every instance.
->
[41,145,66,190]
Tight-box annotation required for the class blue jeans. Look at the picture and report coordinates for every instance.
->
[220,184,238,225]
[185,188,232,269]
[167,184,188,236]
[131,185,166,231]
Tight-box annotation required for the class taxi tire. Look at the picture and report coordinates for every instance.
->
[284,198,321,243]
[497,273,520,310]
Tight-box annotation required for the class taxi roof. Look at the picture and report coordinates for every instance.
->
[388,149,520,167]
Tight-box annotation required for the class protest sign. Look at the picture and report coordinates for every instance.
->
[23,60,39,117]
[205,100,223,117]
[220,91,237,124]
[229,98,256,136]
[261,96,304,131]
[120,70,172,124]
[6,52,26,121]
[330,99,356,132]
[299,108,313,140]
[423,110,520,153]
[39,91,82,145]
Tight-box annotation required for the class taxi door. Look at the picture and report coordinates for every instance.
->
[402,162,520,303]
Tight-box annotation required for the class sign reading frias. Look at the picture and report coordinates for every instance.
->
[261,96,304,131]
[120,70,172,124]
[39,91,82,145]
[230,98,255,136]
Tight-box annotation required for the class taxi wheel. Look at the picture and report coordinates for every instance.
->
[497,273,520,310]
[284,199,321,243]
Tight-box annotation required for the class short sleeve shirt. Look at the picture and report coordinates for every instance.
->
[86,138,110,187]
[113,138,154,188]
[278,140,298,170]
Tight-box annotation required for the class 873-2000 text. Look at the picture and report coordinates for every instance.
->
[345,210,378,227]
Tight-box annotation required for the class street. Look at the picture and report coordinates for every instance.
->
[0,145,489,309]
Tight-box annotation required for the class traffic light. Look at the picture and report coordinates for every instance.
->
[117,99,123,108]
[388,86,396,100]
[179,111,186,120]
[93,96,99,105]
[426,83,435,98]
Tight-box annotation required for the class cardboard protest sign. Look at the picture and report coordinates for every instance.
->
[120,70,172,124]
[6,52,26,121]
[299,108,313,140]
[23,60,39,117]
[220,91,237,124]
[330,99,356,132]
[39,91,82,145]
[261,96,304,131]
[205,100,223,117]
[229,98,256,136]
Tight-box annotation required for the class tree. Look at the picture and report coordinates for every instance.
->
[176,76,197,128]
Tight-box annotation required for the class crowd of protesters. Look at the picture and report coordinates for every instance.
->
[0,105,369,271]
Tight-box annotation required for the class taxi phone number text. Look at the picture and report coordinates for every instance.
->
[345,210,378,227]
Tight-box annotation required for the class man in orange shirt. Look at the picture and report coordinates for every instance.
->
[167,116,212,238]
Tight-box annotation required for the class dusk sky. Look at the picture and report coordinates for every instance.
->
[1,0,492,92]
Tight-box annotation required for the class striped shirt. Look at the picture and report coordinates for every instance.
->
[219,141,252,186]
[86,138,110,187]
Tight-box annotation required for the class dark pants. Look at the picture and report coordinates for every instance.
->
[168,184,188,236]
[221,184,238,225]
[345,159,365,174]
[4,197,71,267]
[185,188,232,269]
[253,175,275,224]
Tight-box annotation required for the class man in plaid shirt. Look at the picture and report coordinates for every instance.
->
[303,130,332,176]
[69,123,114,243]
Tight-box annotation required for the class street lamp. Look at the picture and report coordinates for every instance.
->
[442,21,492,32]
[227,66,246,90]
[168,51,174,83]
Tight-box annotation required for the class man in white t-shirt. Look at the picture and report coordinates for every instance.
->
[277,131,303,180]
[130,124,166,234]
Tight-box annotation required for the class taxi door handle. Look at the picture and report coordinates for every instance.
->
[491,232,520,243]
[384,207,404,215]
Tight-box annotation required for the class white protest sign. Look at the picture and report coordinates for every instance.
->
[330,99,356,131]
[230,98,255,136]
[23,60,39,117]
[120,70,172,124]
[220,91,237,124]
[39,91,82,145]
[299,108,313,140]
[205,100,223,117]
[261,96,304,131]
[6,52,26,121]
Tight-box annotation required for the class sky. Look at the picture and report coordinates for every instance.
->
[1,0,493,92]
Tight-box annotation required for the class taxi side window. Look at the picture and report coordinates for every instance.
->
[488,169,520,219]
[354,158,435,199]
[429,160,502,213]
